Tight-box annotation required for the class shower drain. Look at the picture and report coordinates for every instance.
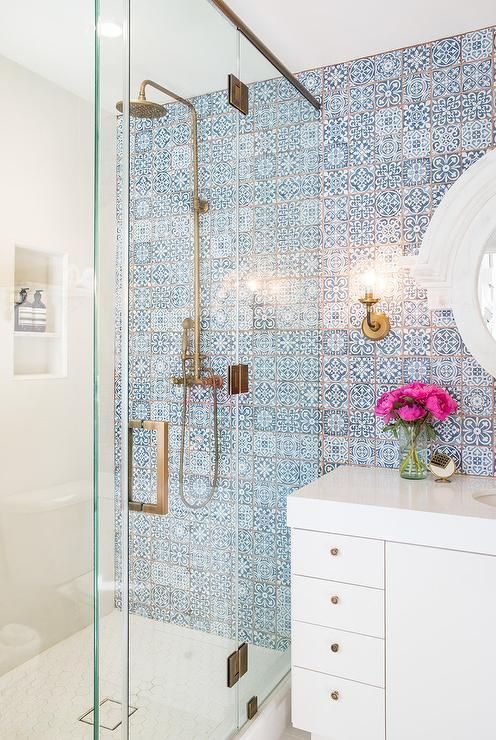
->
[79,698,138,731]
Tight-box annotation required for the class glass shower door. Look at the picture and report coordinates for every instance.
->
[96,1,323,737]
[115,0,242,736]
[234,35,323,724]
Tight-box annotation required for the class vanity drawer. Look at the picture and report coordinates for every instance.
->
[292,575,384,638]
[292,529,384,588]
[292,620,384,687]
[292,666,385,740]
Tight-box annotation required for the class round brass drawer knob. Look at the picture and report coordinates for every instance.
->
[330,595,339,605]
[330,547,339,556]
[331,643,339,653]
[330,691,340,702]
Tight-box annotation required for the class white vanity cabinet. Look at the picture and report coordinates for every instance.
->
[288,465,496,740]
[387,542,496,740]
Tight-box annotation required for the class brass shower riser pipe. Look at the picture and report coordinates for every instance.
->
[136,80,208,380]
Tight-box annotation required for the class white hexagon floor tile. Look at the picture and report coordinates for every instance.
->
[0,610,288,739]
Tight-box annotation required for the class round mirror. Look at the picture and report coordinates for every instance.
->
[479,247,496,340]
[408,150,496,379]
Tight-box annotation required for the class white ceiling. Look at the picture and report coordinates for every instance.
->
[228,0,495,73]
[0,0,494,108]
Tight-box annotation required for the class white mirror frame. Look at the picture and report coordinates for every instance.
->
[406,149,496,379]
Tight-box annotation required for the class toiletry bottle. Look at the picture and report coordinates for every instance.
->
[15,288,32,332]
[32,290,47,333]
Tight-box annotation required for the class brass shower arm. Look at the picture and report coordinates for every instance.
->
[138,79,196,114]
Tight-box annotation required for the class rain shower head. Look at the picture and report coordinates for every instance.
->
[115,93,166,119]
[116,79,195,120]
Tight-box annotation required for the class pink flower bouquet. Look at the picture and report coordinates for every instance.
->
[375,382,458,479]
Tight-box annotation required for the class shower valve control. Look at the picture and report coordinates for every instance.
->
[171,373,223,387]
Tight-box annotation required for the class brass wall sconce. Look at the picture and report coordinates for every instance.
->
[359,289,390,341]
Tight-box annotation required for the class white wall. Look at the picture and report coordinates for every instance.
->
[0,53,102,672]
[0,53,93,492]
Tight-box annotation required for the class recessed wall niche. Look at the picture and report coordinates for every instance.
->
[13,245,67,379]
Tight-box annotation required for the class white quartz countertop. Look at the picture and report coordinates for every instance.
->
[287,465,496,555]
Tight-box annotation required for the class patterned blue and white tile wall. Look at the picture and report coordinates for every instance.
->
[121,94,243,640]
[119,26,496,649]
[121,82,322,648]
[322,27,496,476]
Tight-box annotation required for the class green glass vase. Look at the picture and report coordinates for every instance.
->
[397,423,429,480]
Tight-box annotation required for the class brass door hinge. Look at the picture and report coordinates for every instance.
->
[227,643,248,688]
[247,696,258,720]
[228,363,249,395]
[228,74,249,115]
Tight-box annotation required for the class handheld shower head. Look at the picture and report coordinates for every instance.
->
[181,318,194,357]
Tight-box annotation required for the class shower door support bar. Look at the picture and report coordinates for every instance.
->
[209,0,321,111]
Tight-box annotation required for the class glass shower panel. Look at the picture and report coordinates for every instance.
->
[95,0,128,736]
[235,34,324,721]
[0,2,95,738]
[122,0,241,736]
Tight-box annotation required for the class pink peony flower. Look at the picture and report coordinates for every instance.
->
[396,403,427,421]
[375,382,457,425]
[375,390,394,415]
[400,382,432,402]
[375,389,401,423]
[424,387,458,421]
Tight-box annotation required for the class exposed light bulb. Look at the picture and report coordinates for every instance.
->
[247,279,259,292]
[363,269,376,294]
[98,20,123,38]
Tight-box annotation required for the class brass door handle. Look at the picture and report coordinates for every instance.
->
[128,420,168,515]
[330,595,339,605]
